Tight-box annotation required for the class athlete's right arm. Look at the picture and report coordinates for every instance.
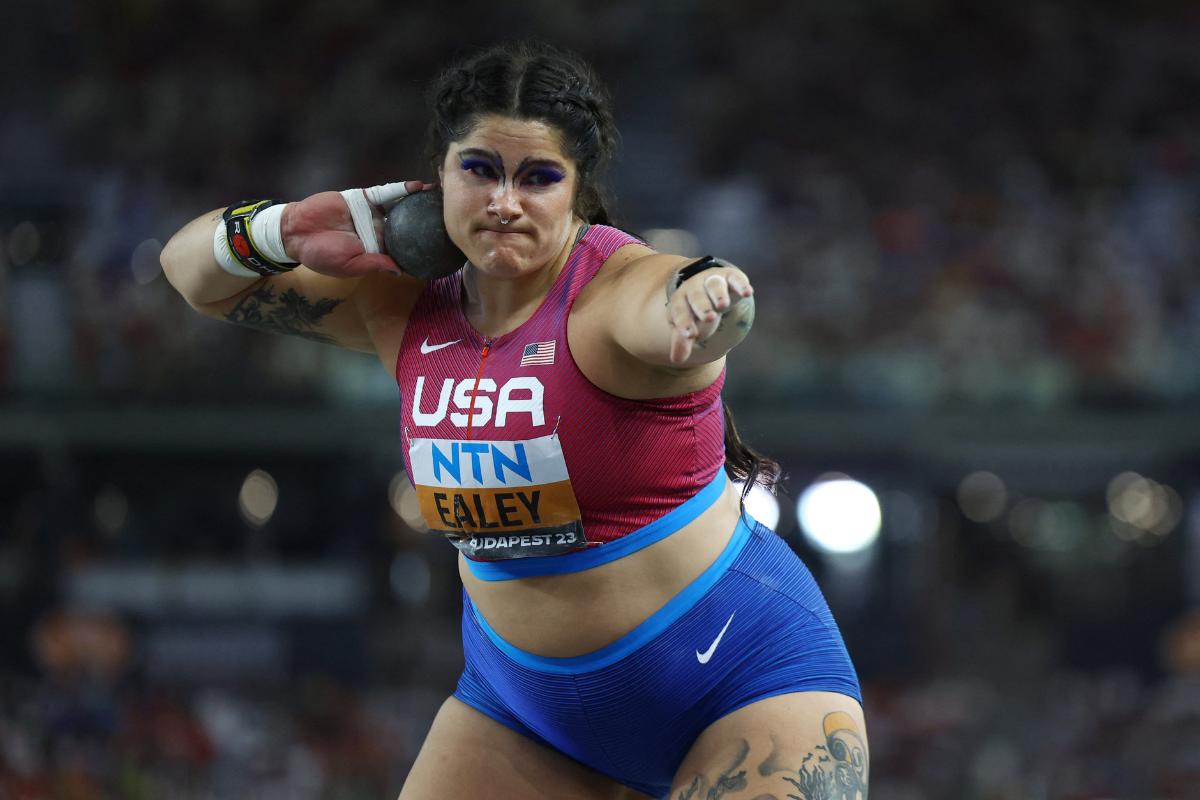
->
[160,190,428,360]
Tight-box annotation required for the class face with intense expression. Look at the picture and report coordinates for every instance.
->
[439,115,581,277]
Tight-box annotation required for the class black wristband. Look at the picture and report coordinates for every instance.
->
[222,199,299,276]
[671,255,731,294]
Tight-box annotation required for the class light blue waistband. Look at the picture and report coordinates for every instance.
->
[463,469,728,581]
[467,513,757,674]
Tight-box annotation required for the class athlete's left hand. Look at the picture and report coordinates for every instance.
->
[667,265,754,365]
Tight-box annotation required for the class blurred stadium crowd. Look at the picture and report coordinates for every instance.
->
[1,0,1197,407]
[2,662,1199,798]
[2,0,1200,797]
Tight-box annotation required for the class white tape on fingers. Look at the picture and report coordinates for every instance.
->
[363,181,412,206]
[340,188,380,254]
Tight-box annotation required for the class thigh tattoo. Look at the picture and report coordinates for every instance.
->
[768,712,868,800]
[677,712,868,800]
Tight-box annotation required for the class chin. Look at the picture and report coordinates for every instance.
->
[469,249,531,276]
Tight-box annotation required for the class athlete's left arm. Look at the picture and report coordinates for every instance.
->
[599,250,756,368]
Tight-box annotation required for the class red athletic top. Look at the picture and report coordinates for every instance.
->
[395,224,726,564]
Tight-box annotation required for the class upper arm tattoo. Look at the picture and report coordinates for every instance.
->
[223,284,343,345]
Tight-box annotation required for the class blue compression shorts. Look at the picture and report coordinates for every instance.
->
[454,515,861,798]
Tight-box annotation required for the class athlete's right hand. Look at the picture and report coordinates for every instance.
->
[280,180,435,278]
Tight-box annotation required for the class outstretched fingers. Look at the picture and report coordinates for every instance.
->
[668,296,701,364]
[667,267,755,364]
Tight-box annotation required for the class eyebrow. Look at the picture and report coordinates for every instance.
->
[457,148,567,174]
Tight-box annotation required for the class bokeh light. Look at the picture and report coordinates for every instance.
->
[957,471,1008,523]
[238,469,278,527]
[1106,472,1182,545]
[733,480,780,530]
[797,477,882,554]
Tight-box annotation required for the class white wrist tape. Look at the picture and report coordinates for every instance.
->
[250,202,291,264]
[212,221,261,278]
[340,181,413,254]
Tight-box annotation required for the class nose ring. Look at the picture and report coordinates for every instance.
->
[489,202,510,225]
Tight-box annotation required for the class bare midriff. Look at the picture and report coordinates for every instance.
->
[459,478,743,657]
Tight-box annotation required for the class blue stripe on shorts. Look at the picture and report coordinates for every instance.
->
[453,515,861,798]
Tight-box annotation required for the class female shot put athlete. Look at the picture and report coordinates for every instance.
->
[161,40,867,800]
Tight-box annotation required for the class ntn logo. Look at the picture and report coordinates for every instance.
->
[409,433,569,488]
[431,441,531,485]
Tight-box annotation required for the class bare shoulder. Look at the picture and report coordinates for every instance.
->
[570,244,722,399]
[582,242,677,293]
[569,239,657,346]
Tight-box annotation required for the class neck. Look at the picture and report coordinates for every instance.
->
[462,219,584,337]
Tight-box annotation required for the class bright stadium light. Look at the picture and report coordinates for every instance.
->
[733,481,780,530]
[797,477,882,554]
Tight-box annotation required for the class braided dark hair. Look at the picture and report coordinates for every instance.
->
[425,41,781,501]
[425,40,618,225]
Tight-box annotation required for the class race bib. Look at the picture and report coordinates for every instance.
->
[408,434,588,559]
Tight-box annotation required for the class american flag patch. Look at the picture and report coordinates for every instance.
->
[520,340,556,366]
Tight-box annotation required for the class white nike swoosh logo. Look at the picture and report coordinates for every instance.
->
[696,612,735,664]
[420,337,460,354]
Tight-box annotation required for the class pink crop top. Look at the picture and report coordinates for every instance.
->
[395,224,727,578]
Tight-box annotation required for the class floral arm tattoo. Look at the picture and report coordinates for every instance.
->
[223,284,342,345]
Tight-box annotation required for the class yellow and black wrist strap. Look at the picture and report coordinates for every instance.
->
[222,199,298,276]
